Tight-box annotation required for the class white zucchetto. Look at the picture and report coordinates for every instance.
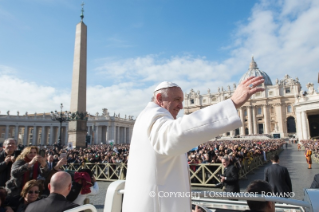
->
[154,81,180,93]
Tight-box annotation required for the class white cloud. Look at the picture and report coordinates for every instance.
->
[0,74,70,115]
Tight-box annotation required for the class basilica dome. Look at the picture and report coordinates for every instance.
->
[239,57,273,86]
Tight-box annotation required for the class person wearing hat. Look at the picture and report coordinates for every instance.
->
[122,76,264,212]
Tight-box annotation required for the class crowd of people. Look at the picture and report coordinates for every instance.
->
[0,136,294,212]
[0,138,99,212]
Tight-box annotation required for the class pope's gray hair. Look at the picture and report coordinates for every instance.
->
[152,88,169,102]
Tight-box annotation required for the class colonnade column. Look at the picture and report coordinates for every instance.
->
[32,126,37,145]
[14,125,19,141]
[94,126,99,144]
[252,107,257,134]
[5,125,9,139]
[113,125,117,143]
[247,106,253,135]
[275,104,284,134]
[124,127,126,144]
[23,126,28,145]
[44,127,49,145]
[106,125,109,143]
[239,108,245,136]
[41,126,46,145]
[263,105,270,134]
[49,126,54,145]
[301,111,309,139]
[117,127,120,144]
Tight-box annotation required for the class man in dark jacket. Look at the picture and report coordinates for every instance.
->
[220,156,240,192]
[0,138,17,186]
[25,171,79,212]
[310,173,319,188]
[264,154,292,196]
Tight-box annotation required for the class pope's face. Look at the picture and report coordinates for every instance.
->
[160,87,184,119]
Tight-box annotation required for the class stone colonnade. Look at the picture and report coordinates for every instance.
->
[87,124,132,145]
[0,124,68,145]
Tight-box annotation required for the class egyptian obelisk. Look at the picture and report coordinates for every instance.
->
[68,3,87,147]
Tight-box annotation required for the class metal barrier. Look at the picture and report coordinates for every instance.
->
[62,149,282,187]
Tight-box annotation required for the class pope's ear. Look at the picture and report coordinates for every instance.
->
[155,92,163,104]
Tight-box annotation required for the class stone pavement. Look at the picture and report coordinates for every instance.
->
[89,142,318,211]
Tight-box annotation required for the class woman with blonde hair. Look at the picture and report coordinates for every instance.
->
[5,146,48,197]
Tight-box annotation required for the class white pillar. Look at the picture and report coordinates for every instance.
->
[41,126,46,145]
[275,104,284,133]
[106,125,109,143]
[87,125,92,144]
[5,125,9,139]
[252,107,257,134]
[113,125,117,143]
[301,111,309,139]
[263,105,270,134]
[124,127,126,144]
[32,126,37,145]
[49,126,54,145]
[23,126,28,145]
[14,125,19,141]
[239,108,245,136]
[247,106,253,135]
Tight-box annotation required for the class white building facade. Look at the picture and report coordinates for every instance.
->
[0,108,134,145]
[184,57,318,139]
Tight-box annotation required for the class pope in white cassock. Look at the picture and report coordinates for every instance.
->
[122,76,264,212]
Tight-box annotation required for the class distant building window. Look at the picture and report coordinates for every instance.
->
[1,133,4,138]
[212,97,216,101]
[287,105,292,113]
[244,110,247,116]
[255,92,261,97]
[286,88,291,93]
[257,107,262,115]
[31,129,33,134]
[269,91,273,96]
[203,99,206,103]
[190,99,194,104]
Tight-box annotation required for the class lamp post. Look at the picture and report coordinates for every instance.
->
[51,103,70,149]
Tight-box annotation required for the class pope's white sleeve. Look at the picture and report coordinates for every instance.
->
[149,99,242,156]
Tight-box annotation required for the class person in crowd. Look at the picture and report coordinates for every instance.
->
[25,172,79,212]
[310,173,319,188]
[5,179,43,212]
[6,146,48,197]
[264,154,292,196]
[244,180,275,212]
[122,76,264,212]
[0,191,6,212]
[305,147,312,169]
[72,169,99,205]
[47,155,57,171]
[0,138,17,187]
[217,156,240,193]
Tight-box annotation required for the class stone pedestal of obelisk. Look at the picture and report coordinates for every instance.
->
[68,19,87,148]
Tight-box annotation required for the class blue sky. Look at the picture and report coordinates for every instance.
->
[0,0,319,117]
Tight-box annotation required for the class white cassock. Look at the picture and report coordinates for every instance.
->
[122,99,242,212]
